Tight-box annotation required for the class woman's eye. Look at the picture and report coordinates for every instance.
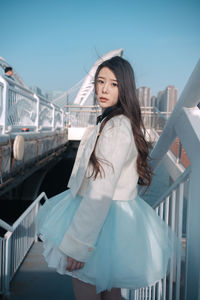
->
[112,82,118,87]
[97,79,104,84]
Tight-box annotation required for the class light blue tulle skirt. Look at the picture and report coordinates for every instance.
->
[36,189,183,293]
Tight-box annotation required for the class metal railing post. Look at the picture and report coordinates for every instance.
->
[61,109,64,128]
[34,93,40,131]
[3,232,12,295]
[0,78,9,134]
[184,161,200,300]
[50,103,55,130]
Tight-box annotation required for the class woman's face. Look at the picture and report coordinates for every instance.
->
[96,67,119,110]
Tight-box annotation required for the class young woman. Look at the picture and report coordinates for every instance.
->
[36,56,182,300]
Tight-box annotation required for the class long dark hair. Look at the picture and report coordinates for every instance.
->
[90,56,152,187]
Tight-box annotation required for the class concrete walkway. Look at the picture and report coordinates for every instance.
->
[6,241,75,300]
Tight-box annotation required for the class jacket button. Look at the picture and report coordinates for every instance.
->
[88,247,93,252]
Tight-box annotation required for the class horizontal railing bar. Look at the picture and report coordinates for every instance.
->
[4,77,34,95]
[0,192,47,232]
[65,105,100,108]
[141,111,162,114]
[0,220,12,233]
[152,167,190,209]
[10,126,36,129]
[140,106,154,109]
[67,110,101,113]
[8,87,37,101]
[68,110,167,114]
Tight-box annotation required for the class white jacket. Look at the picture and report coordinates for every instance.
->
[59,114,139,262]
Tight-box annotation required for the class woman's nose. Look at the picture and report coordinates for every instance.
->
[102,83,109,93]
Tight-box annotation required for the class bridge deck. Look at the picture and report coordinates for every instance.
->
[8,241,75,300]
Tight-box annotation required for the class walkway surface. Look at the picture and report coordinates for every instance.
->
[3,242,128,300]
[5,241,75,300]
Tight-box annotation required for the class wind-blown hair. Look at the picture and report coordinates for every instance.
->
[90,56,152,187]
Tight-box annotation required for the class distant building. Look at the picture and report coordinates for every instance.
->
[151,96,156,107]
[156,86,178,113]
[46,90,64,102]
[136,87,151,107]
[155,91,164,110]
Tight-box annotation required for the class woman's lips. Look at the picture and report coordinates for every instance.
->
[100,97,109,102]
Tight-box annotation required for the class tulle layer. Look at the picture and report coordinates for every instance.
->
[36,190,183,293]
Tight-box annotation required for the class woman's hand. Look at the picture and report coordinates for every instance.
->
[66,256,85,271]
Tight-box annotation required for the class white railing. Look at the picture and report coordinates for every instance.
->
[141,106,170,133]
[66,105,169,136]
[0,82,3,133]
[65,105,168,130]
[0,76,64,134]
[65,105,101,127]
[124,59,200,300]
[0,192,48,295]
[125,168,190,300]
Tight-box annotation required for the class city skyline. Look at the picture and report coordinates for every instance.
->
[136,85,178,112]
[1,0,199,97]
[32,82,179,115]
[32,82,179,104]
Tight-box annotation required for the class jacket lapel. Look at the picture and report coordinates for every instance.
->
[68,123,101,198]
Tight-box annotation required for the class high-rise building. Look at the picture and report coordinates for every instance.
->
[155,91,163,110]
[136,87,151,107]
[158,85,178,113]
[151,96,156,107]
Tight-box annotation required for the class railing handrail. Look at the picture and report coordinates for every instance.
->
[2,75,34,96]
[65,105,100,108]
[152,166,190,209]
[0,76,65,134]
[0,192,48,233]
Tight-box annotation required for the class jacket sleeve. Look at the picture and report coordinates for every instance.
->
[59,119,134,262]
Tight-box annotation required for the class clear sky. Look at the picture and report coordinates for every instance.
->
[1,0,200,98]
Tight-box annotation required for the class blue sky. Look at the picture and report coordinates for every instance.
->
[1,0,200,97]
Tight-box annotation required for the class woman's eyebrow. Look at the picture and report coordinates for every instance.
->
[97,76,118,81]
